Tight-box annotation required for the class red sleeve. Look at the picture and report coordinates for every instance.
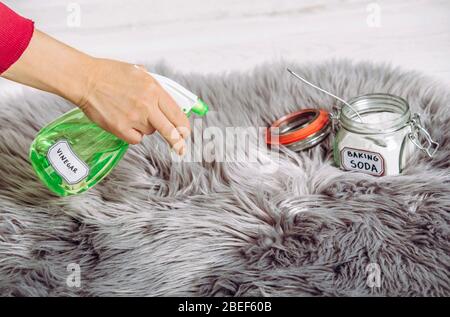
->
[0,2,34,74]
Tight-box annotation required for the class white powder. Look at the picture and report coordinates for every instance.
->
[335,111,415,176]
[360,112,401,124]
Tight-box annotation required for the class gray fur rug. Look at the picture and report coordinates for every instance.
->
[0,60,449,296]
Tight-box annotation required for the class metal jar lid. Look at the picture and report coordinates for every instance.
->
[266,109,331,151]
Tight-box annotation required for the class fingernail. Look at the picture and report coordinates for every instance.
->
[172,140,186,156]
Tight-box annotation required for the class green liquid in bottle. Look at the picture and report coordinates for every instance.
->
[30,109,129,196]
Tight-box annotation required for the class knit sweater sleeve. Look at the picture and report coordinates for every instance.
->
[0,2,34,74]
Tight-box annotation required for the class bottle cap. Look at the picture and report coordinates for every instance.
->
[266,109,331,151]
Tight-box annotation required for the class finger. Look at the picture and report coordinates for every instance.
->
[158,91,191,137]
[172,138,186,156]
[115,128,143,145]
[88,113,143,145]
[134,122,156,136]
[177,126,190,140]
[149,109,184,153]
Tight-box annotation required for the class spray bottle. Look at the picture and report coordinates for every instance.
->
[29,73,209,196]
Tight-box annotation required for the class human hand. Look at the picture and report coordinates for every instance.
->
[78,59,190,153]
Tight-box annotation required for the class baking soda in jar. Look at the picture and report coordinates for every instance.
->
[333,94,417,176]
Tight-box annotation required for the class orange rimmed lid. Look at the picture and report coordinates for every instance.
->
[266,109,331,150]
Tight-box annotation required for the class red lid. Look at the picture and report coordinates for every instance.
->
[266,109,331,147]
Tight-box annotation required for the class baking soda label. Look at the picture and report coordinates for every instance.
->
[341,147,384,176]
[47,140,89,185]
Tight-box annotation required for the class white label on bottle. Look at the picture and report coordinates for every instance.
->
[341,147,384,176]
[47,140,89,185]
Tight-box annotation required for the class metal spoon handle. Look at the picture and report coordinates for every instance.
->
[287,68,364,123]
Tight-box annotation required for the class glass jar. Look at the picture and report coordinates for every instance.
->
[333,94,438,176]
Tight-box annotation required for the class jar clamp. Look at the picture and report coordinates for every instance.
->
[408,113,440,158]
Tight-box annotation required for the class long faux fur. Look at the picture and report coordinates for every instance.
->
[0,60,449,296]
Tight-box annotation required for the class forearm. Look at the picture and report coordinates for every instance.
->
[2,30,95,106]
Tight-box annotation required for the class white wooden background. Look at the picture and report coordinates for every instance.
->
[2,0,450,87]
